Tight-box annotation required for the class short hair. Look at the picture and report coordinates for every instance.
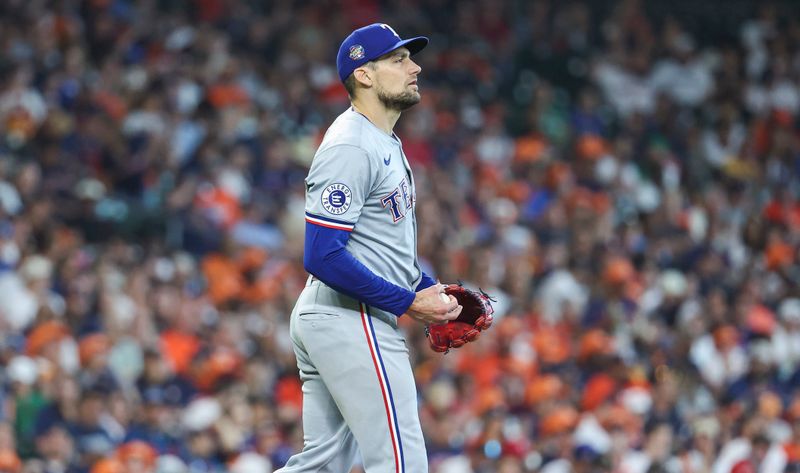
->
[343,74,358,98]
[343,62,375,99]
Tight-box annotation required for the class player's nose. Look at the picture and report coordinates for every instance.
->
[409,59,421,76]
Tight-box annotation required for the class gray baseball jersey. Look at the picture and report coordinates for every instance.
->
[304,107,423,295]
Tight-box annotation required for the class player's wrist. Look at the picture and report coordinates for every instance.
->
[395,288,417,317]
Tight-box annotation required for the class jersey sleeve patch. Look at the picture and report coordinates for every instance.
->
[305,211,355,232]
[321,183,352,215]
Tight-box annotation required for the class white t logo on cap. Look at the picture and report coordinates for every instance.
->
[380,24,400,39]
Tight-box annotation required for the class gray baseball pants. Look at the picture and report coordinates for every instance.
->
[275,278,428,473]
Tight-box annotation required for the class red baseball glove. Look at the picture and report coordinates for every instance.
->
[426,284,494,353]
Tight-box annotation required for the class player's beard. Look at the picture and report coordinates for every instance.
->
[375,82,420,111]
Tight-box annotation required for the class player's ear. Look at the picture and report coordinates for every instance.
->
[353,67,372,88]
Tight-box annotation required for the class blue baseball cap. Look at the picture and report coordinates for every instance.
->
[337,23,428,83]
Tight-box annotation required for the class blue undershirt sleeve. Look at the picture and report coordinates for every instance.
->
[303,222,416,316]
[415,271,436,292]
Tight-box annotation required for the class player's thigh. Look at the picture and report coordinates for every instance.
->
[297,306,426,471]
[278,373,358,472]
[282,306,359,471]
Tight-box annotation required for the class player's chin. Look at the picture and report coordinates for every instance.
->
[393,92,421,111]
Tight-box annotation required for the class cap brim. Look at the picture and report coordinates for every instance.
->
[373,36,429,61]
[399,36,428,56]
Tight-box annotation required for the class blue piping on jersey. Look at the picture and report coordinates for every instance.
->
[305,211,355,232]
[304,211,353,227]
[303,221,416,316]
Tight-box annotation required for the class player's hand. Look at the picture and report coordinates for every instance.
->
[406,284,462,325]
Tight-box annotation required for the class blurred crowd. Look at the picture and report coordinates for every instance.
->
[1,0,800,472]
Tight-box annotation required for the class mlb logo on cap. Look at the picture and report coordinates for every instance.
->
[336,23,429,83]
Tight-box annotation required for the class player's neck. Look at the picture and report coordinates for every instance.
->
[351,99,400,136]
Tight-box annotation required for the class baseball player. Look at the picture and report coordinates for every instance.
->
[276,23,463,473]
